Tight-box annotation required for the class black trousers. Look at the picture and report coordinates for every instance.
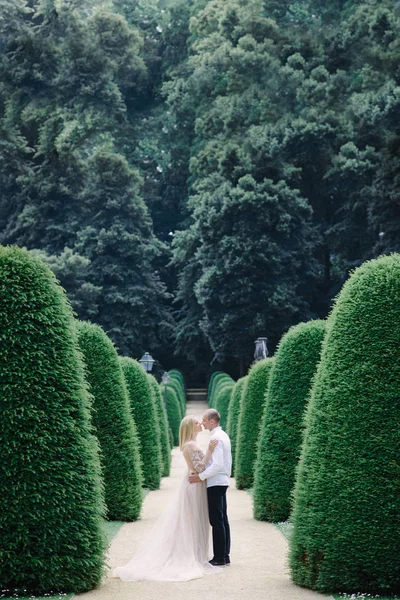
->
[207,485,231,561]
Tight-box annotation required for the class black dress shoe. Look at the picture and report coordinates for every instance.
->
[209,558,225,566]
[224,556,231,565]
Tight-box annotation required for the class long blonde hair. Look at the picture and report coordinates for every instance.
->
[179,415,196,451]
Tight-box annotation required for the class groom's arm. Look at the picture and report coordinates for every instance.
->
[197,442,224,481]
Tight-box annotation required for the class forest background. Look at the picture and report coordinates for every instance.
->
[1,0,399,384]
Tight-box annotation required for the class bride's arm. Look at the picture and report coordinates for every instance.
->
[182,446,197,472]
[197,439,219,470]
[183,441,218,473]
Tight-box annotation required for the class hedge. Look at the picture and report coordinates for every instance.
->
[167,377,185,418]
[163,384,182,446]
[235,358,275,490]
[215,381,235,430]
[168,368,185,391]
[289,255,400,594]
[77,321,143,521]
[227,377,247,477]
[0,246,105,594]
[207,371,224,406]
[120,357,162,490]
[253,320,325,522]
[208,372,234,408]
[147,373,171,477]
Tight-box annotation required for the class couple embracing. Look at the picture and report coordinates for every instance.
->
[113,408,232,582]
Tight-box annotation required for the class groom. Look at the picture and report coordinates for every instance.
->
[189,408,232,566]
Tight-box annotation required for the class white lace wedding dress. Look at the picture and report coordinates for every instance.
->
[113,447,221,582]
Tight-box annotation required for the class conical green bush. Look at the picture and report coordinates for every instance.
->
[227,377,247,477]
[120,357,162,490]
[0,246,105,594]
[77,321,143,521]
[208,372,234,408]
[167,376,185,417]
[253,320,325,522]
[163,384,182,446]
[168,369,185,391]
[235,358,275,490]
[147,373,171,477]
[215,382,235,430]
[289,255,400,594]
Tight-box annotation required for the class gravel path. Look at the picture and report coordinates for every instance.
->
[76,401,332,600]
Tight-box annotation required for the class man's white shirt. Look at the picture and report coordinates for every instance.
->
[199,426,232,487]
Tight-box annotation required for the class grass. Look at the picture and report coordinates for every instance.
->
[0,520,125,600]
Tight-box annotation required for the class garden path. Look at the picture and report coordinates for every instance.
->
[75,401,333,600]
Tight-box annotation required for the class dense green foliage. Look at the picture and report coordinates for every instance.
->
[0,246,105,594]
[253,320,325,522]
[0,0,171,361]
[168,369,185,391]
[289,255,400,594]
[120,357,162,490]
[215,382,235,430]
[235,358,275,490]
[207,372,224,406]
[208,372,234,408]
[163,385,182,446]
[167,0,400,373]
[167,374,186,417]
[147,373,171,477]
[77,321,143,521]
[1,0,399,381]
[227,377,247,477]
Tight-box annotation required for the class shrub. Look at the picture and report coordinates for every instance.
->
[253,320,325,522]
[170,377,186,417]
[120,357,162,490]
[215,381,235,430]
[227,377,247,477]
[168,425,174,448]
[168,368,185,391]
[163,384,182,446]
[235,358,275,490]
[77,321,143,521]
[147,374,171,477]
[208,372,234,407]
[0,246,105,594]
[289,255,400,594]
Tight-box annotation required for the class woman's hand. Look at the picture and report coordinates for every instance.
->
[209,439,219,452]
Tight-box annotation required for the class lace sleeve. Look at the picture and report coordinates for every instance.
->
[188,449,206,473]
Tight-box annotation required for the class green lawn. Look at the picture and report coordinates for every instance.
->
[274,520,399,600]
[0,520,125,600]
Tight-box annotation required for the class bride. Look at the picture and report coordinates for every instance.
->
[113,415,222,582]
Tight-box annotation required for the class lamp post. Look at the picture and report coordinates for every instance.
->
[254,337,268,363]
[139,352,155,373]
[162,371,170,411]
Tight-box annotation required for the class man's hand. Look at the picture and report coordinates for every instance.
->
[189,473,201,484]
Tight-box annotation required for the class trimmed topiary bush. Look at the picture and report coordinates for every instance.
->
[215,381,235,430]
[168,369,185,392]
[235,358,275,490]
[77,321,143,521]
[208,371,226,406]
[0,246,105,594]
[147,373,171,477]
[227,377,247,477]
[120,357,162,490]
[168,425,174,448]
[253,320,326,522]
[163,384,182,446]
[208,372,234,407]
[207,371,222,406]
[289,255,400,594]
[167,376,185,418]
